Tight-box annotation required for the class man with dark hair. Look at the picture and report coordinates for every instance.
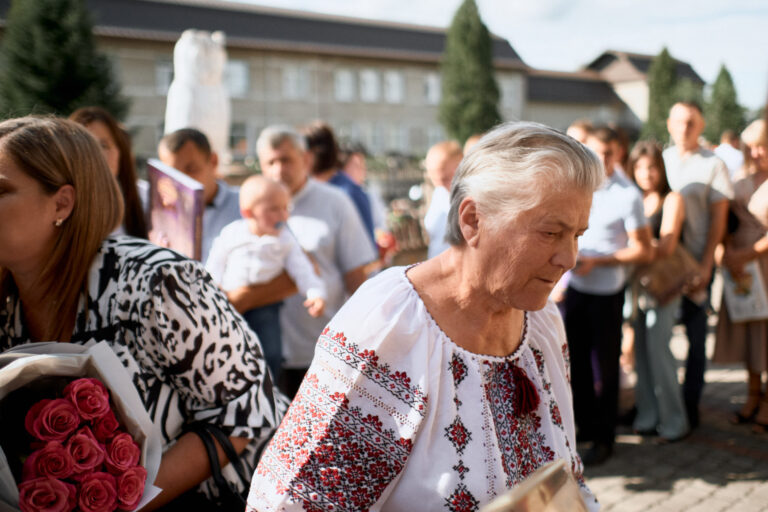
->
[565,126,652,465]
[663,101,733,429]
[158,127,240,262]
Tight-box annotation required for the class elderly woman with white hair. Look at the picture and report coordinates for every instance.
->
[247,122,603,511]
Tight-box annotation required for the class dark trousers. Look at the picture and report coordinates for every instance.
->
[243,302,283,384]
[564,287,625,447]
[680,295,708,426]
[280,367,308,400]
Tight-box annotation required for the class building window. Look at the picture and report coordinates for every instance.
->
[155,59,173,95]
[359,69,380,103]
[225,60,249,98]
[229,122,248,159]
[334,69,356,102]
[282,64,310,100]
[424,72,441,105]
[384,70,404,104]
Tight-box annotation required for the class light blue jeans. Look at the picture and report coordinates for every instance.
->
[633,295,690,440]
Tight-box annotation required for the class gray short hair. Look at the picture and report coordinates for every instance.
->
[445,121,604,245]
[255,124,307,156]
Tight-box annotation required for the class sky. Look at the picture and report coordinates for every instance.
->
[234,0,767,111]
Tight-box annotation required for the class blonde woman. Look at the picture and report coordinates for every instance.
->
[0,117,285,509]
[714,119,768,432]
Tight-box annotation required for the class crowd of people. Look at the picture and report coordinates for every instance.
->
[0,99,765,511]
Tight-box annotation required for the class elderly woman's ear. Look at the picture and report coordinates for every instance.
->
[457,197,481,247]
[52,184,75,224]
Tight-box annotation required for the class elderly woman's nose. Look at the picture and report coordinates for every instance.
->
[552,243,578,269]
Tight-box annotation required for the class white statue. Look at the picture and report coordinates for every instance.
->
[164,29,231,165]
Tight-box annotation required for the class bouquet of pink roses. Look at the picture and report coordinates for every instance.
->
[0,343,161,512]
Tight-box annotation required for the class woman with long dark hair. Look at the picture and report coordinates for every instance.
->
[70,106,148,238]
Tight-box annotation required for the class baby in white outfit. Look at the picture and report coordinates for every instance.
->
[206,175,326,379]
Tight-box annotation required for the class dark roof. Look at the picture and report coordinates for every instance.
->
[0,0,525,68]
[527,71,623,104]
[585,50,705,85]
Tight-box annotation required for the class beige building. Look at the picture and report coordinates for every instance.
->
[584,50,705,123]
[0,0,704,160]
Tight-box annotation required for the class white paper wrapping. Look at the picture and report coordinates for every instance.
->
[0,341,163,511]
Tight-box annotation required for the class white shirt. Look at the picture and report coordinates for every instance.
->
[281,179,378,368]
[570,171,647,295]
[205,219,326,301]
[714,143,744,180]
[424,186,452,258]
[663,146,733,260]
[202,180,241,263]
[247,267,598,511]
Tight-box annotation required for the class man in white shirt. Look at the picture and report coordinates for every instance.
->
[714,129,744,180]
[565,126,652,466]
[237,125,376,397]
[663,102,733,429]
[158,128,240,262]
[423,140,463,259]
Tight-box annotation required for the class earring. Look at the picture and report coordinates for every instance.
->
[55,218,63,227]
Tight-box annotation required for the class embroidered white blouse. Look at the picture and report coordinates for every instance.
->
[247,266,599,511]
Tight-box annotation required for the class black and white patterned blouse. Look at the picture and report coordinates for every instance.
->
[0,236,288,497]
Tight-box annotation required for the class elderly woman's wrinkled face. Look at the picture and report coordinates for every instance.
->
[0,149,60,274]
[477,187,592,312]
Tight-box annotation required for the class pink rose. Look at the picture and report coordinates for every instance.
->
[104,433,140,475]
[77,472,118,512]
[66,427,105,474]
[18,477,76,512]
[64,378,111,421]
[25,399,81,442]
[116,466,147,510]
[21,442,74,481]
[92,410,120,443]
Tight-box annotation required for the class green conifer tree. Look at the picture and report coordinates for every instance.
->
[438,0,500,145]
[0,0,128,119]
[704,65,745,144]
[641,47,677,142]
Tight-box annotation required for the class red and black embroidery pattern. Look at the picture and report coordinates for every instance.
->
[257,373,413,511]
[484,359,556,487]
[445,483,480,512]
[317,328,428,416]
[444,354,480,511]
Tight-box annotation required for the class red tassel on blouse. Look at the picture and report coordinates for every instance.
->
[512,364,540,416]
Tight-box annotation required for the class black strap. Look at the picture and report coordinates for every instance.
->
[184,423,247,508]
[203,423,251,488]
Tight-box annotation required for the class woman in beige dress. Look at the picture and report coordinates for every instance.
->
[714,119,768,432]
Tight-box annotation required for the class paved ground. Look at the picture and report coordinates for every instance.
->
[584,323,768,511]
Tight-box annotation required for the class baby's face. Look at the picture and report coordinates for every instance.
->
[250,190,290,236]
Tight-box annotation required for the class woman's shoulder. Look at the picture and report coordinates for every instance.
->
[526,302,568,354]
[96,236,206,285]
[328,266,439,351]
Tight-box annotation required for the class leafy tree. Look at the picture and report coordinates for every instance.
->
[0,0,128,120]
[641,47,677,142]
[704,65,745,144]
[438,0,500,144]
[674,78,704,107]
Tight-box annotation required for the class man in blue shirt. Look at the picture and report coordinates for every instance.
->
[158,128,240,263]
[564,126,653,466]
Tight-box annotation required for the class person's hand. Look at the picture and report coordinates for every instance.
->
[304,297,326,318]
[572,256,596,277]
[723,246,753,279]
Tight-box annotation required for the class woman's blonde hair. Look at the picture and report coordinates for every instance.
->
[0,116,124,341]
[741,119,767,175]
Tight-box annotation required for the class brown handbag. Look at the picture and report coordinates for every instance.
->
[634,244,701,305]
